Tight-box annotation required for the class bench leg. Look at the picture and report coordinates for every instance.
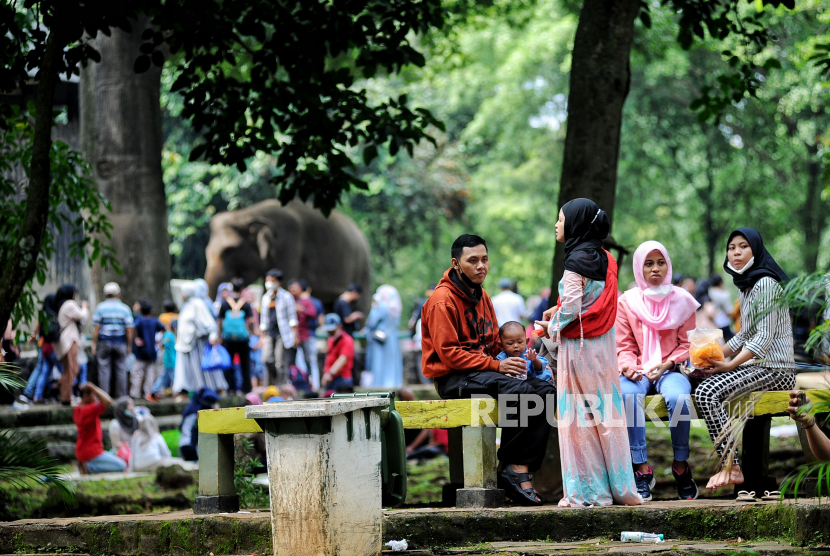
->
[456,426,504,508]
[194,432,239,514]
[739,416,778,495]
[442,428,465,506]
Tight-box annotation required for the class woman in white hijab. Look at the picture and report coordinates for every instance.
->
[364,285,403,388]
[173,284,228,397]
[130,414,177,471]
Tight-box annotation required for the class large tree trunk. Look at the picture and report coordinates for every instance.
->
[802,143,826,274]
[80,16,171,312]
[0,28,65,331]
[550,0,642,290]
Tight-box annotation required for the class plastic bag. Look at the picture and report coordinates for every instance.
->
[202,343,232,372]
[688,328,724,369]
[116,442,131,465]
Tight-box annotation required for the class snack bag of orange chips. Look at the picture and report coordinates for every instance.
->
[688,328,724,369]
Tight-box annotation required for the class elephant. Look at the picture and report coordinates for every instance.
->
[204,200,371,313]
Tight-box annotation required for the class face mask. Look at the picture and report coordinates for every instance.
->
[265,281,277,291]
[727,256,755,275]
[643,284,672,302]
[124,410,134,418]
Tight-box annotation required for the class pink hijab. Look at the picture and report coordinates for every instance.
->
[624,241,699,371]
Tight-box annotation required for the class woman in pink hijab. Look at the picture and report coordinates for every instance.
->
[616,241,700,502]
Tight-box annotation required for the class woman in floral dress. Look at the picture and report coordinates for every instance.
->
[539,198,642,507]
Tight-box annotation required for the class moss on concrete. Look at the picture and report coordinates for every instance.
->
[0,503,824,555]
[383,504,808,549]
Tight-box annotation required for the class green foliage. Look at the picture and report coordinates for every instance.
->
[0,1,135,92]
[154,0,830,311]
[0,105,117,327]
[139,0,447,215]
[234,436,268,509]
[0,363,25,392]
[0,363,75,509]
[0,429,76,507]
[662,0,796,123]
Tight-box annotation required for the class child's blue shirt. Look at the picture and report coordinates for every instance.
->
[496,350,552,382]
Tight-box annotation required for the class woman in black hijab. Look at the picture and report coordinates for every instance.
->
[561,198,610,281]
[537,198,642,507]
[695,227,795,492]
[108,396,139,449]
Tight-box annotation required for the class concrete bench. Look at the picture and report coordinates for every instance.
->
[193,389,830,512]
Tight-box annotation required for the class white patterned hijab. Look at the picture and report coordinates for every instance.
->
[373,285,402,319]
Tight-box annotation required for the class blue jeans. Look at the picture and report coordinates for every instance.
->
[86,451,127,473]
[28,351,62,401]
[74,363,88,389]
[23,352,44,399]
[620,370,692,465]
[329,376,353,392]
[152,367,175,394]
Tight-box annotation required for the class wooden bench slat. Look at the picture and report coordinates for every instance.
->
[199,406,263,434]
[199,389,830,435]
[397,399,499,429]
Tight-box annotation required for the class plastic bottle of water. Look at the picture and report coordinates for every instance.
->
[620,532,664,543]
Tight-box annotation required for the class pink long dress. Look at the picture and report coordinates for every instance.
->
[548,270,642,507]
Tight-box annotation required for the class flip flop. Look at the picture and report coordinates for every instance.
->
[762,490,781,501]
[736,490,757,502]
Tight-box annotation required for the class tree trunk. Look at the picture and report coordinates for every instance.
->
[802,143,826,274]
[701,131,719,277]
[0,28,65,330]
[550,0,642,291]
[80,16,171,312]
[543,0,641,498]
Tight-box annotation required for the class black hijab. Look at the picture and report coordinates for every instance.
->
[54,284,78,313]
[113,396,138,436]
[562,198,610,281]
[723,227,788,292]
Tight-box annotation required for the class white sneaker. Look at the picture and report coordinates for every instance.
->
[12,400,30,410]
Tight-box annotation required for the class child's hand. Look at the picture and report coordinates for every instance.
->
[526,347,543,372]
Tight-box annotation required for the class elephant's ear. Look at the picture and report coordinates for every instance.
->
[256,225,276,262]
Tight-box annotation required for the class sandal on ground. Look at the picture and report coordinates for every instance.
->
[498,464,543,506]
[762,490,781,501]
[736,490,757,502]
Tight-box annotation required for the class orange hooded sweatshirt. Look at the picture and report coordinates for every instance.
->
[421,267,501,378]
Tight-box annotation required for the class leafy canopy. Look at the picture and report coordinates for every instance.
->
[137,0,446,214]
[1,2,446,216]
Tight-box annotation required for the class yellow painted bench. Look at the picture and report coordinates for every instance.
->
[194,390,828,512]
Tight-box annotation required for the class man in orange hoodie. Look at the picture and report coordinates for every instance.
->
[421,234,556,506]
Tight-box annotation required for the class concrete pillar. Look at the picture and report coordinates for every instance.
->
[248,398,390,556]
[194,432,239,514]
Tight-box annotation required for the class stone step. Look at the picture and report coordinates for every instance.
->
[11,415,184,462]
[2,500,830,555]
[13,415,183,444]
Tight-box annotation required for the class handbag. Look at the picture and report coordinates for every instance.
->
[202,343,232,372]
[371,329,387,344]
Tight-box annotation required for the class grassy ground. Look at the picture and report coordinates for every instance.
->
[0,468,198,521]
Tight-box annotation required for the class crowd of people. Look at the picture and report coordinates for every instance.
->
[6,270,414,410]
[0,265,418,474]
[419,198,808,507]
[2,197,826,500]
